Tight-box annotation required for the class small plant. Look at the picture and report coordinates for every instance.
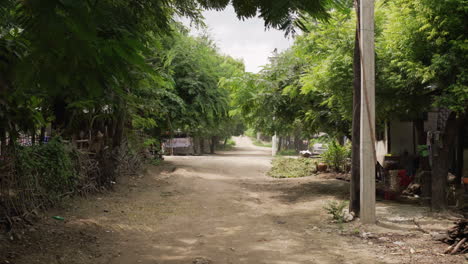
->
[324,200,349,223]
[321,141,351,172]
[417,145,429,157]
[353,228,360,235]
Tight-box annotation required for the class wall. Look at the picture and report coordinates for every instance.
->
[389,120,415,155]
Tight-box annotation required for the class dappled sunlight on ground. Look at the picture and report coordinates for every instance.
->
[1,137,465,264]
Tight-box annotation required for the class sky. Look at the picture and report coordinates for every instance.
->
[181,6,294,73]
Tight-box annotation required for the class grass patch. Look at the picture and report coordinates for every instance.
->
[276,149,298,156]
[252,139,272,148]
[267,157,316,178]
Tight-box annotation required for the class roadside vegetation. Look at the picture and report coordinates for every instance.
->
[320,141,351,173]
[222,0,467,212]
[0,0,259,226]
[0,0,466,255]
[216,138,236,150]
[268,158,317,178]
[276,149,298,156]
[252,139,273,148]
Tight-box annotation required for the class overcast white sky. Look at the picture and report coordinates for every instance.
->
[180,6,294,73]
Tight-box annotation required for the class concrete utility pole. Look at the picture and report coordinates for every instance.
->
[359,0,376,224]
[272,133,278,156]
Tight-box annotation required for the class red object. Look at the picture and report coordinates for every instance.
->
[384,190,397,200]
[398,170,412,188]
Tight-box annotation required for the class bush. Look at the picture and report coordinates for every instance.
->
[0,134,149,228]
[268,157,316,178]
[15,138,78,202]
[324,200,349,223]
[321,141,351,172]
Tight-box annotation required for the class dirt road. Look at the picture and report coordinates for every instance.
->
[2,137,425,263]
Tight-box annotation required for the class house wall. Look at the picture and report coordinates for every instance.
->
[389,120,415,155]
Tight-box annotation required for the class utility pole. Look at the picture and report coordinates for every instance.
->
[272,115,278,156]
[272,132,278,156]
[359,0,376,224]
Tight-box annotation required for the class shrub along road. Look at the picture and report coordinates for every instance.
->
[2,137,462,264]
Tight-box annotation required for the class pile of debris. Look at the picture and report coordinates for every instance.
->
[442,219,467,254]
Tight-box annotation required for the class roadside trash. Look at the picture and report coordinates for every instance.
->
[393,241,405,246]
[361,232,375,239]
[299,150,312,157]
[342,209,355,222]
[52,216,64,221]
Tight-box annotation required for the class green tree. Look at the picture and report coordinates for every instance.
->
[379,0,467,210]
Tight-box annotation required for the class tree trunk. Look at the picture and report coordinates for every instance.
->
[0,127,6,156]
[454,114,465,188]
[210,136,218,154]
[31,131,36,145]
[294,135,300,152]
[350,0,361,217]
[39,126,46,144]
[431,113,458,211]
[199,138,205,155]
[223,137,228,149]
[192,137,200,155]
[112,108,126,149]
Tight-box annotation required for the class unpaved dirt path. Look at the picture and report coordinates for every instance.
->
[3,137,401,263]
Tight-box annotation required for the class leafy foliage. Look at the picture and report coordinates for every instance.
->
[378,0,468,114]
[226,0,466,149]
[321,141,351,172]
[15,138,77,202]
